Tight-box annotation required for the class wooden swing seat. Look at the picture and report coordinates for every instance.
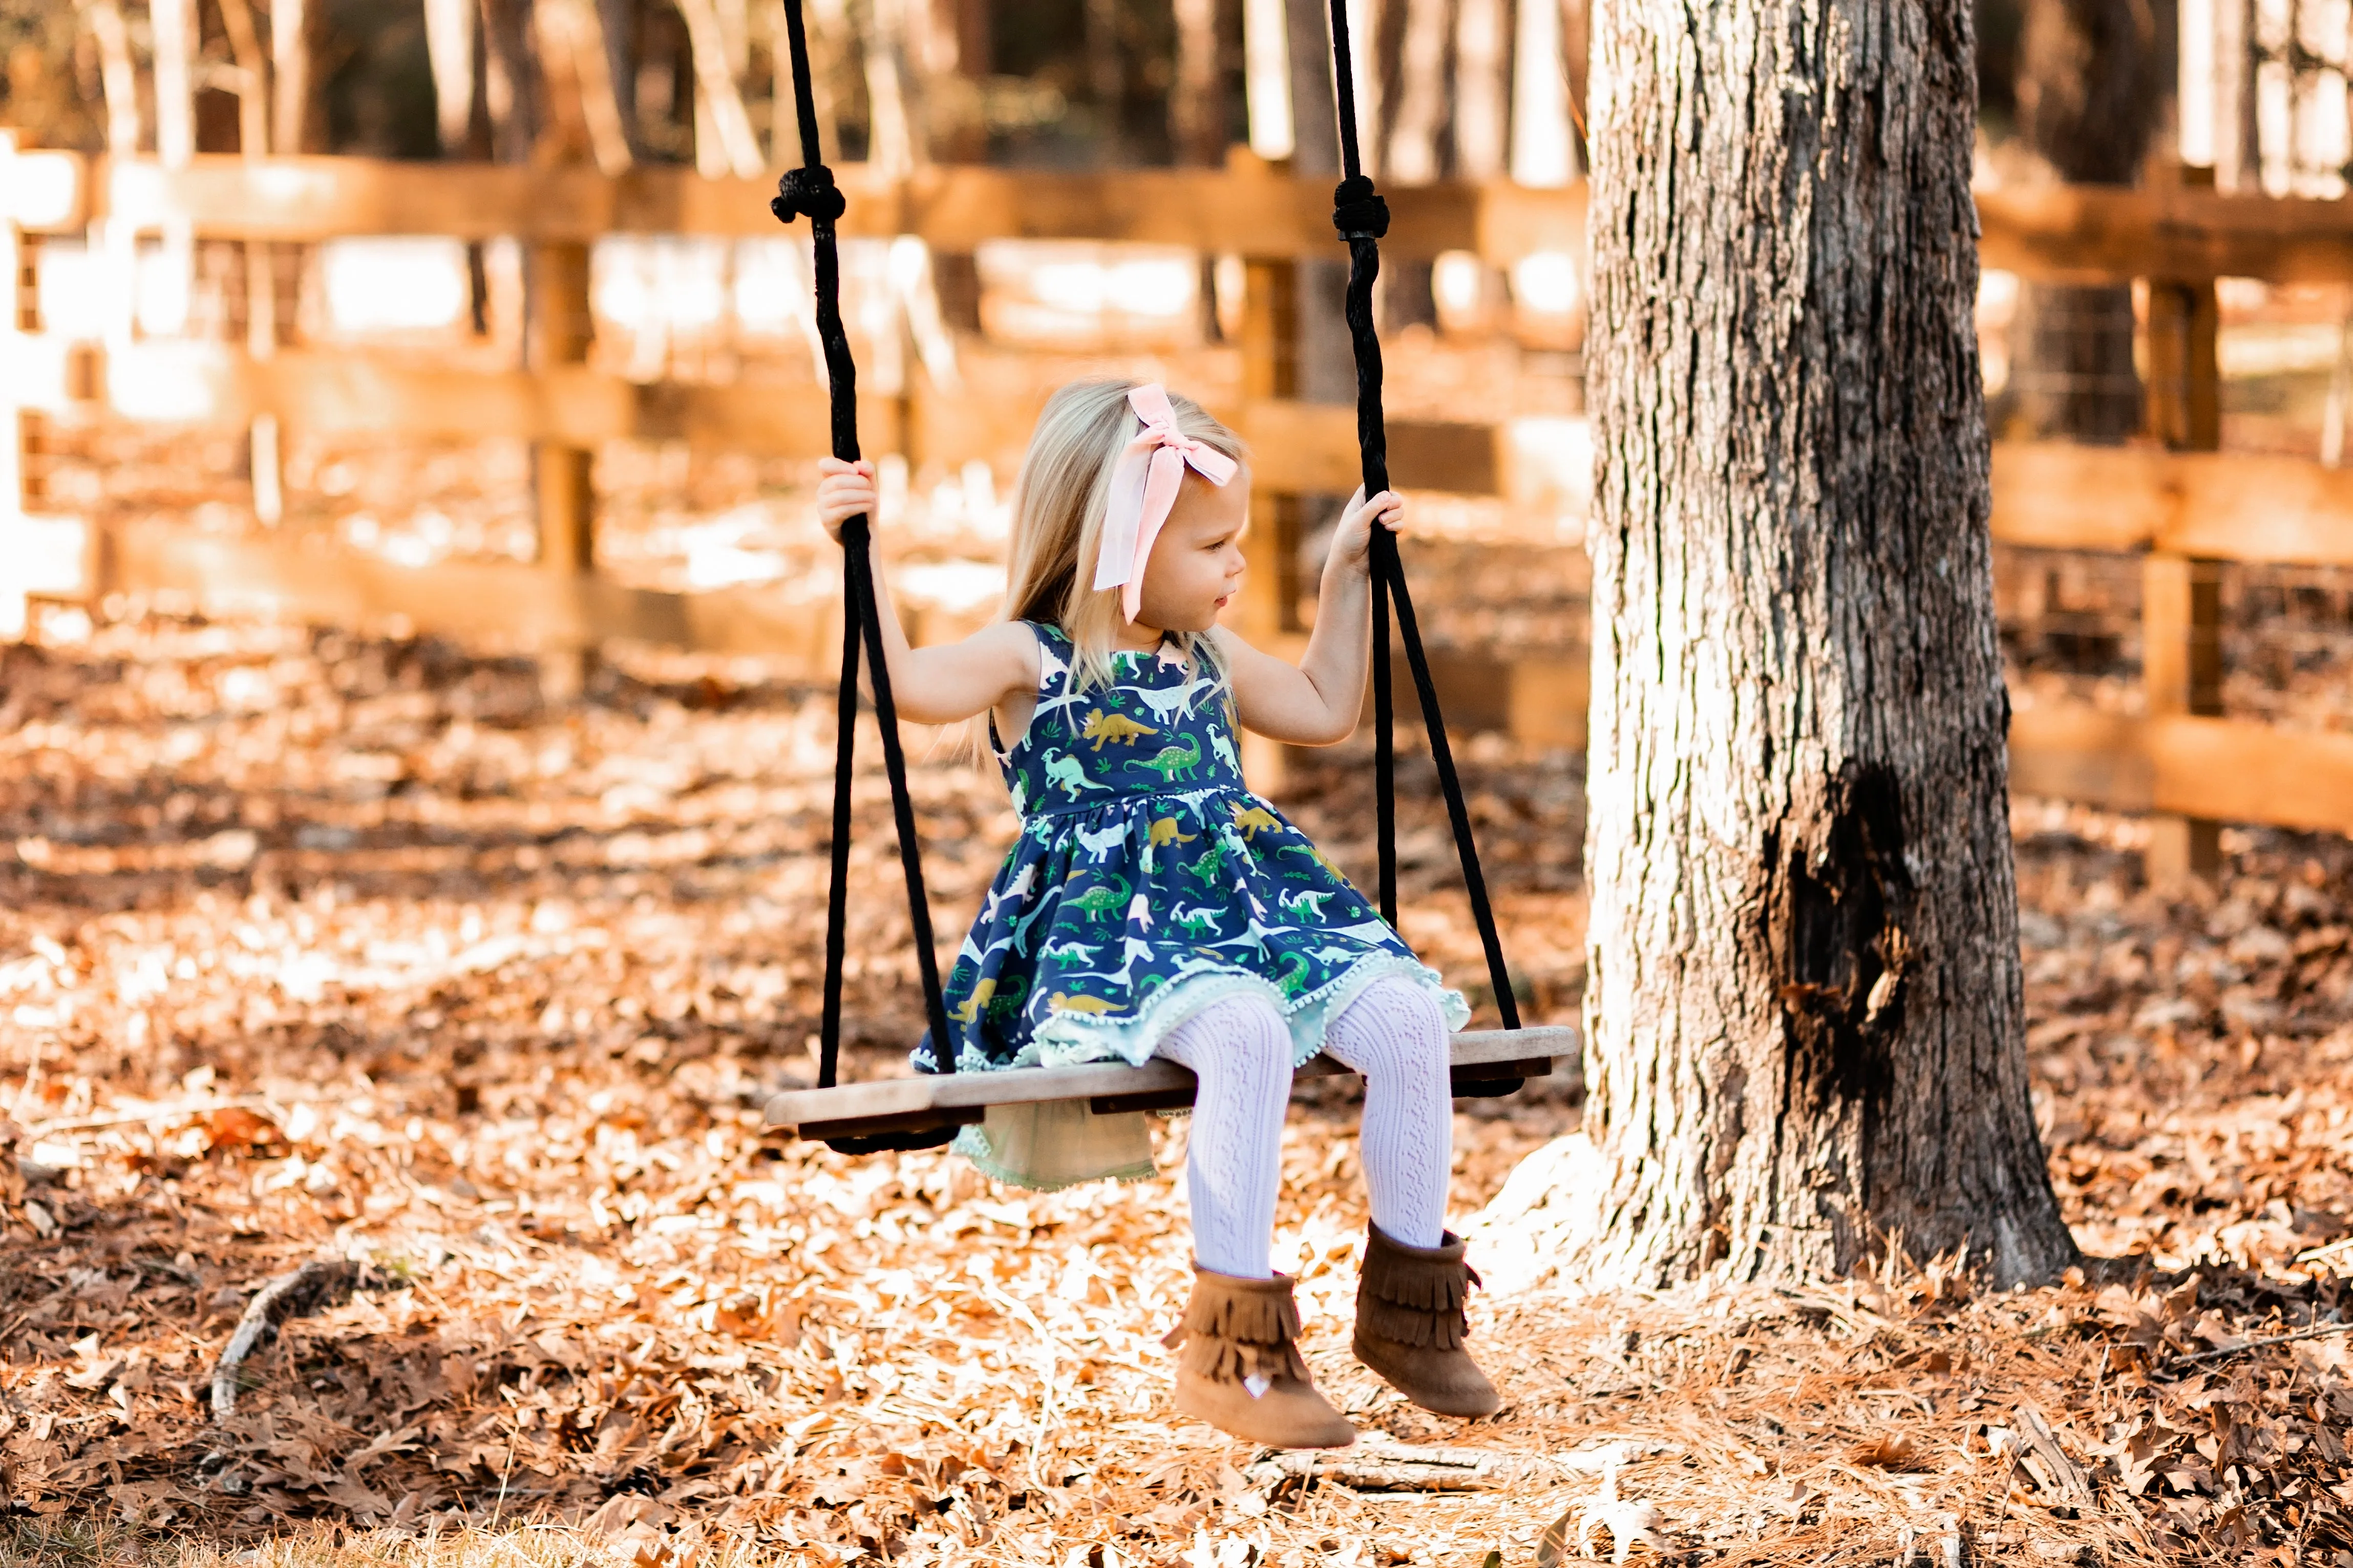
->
[764,1024,1574,1143]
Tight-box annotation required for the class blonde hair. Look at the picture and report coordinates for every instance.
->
[1000,379,1246,693]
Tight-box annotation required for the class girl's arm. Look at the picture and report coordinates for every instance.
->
[1213,486,1403,746]
[816,459,1038,724]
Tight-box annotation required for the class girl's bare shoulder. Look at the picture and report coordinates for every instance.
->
[961,618,1046,685]
[1200,624,1249,660]
[1202,624,1279,673]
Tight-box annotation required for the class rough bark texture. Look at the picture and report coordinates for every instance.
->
[1578,0,2078,1288]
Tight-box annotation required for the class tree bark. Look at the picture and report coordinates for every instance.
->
[1574,0,2078,1288]
[423,0,478,155]
[1285,0,1353,407]
[1510,0,1574,184]
[151,0,195,166]
[1171,0,1230,166]
[271,0,327,156]
[1451,0,1508,178]
[84,0,143,156]
[478,0,542,164]
[1384,0,1450,183]
[2001,0,2166,443]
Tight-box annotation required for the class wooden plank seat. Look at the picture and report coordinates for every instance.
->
[764,1025,1575,1143]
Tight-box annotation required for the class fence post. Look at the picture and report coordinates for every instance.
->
[1237,251,1303,790]
[531,239,597,693]
[2142,173,2224,881]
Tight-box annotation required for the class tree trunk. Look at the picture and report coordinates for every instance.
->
[424,0,478,154]
[478,0,542,164]
[1285,0,1353,407]
[1510,0,1574,184]
[1084,0,1125,156]
[1571,0,2078,1288]
[1243,0,1295,156]
[151,0,195,166]
[1384,0,1450,183]
[678,0,763,174]
[86,0,143,155]
[2000,0,2166,443]
[271,0,327,156]
[1451,0,1508,178]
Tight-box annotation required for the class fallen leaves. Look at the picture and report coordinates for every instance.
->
[1844,1433,1925,1471]
[1571,1461,1662,1564]
[1,616,2351,1566]
[203,1105,285,1154]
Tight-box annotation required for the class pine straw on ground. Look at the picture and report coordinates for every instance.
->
[0,619,2349,1566]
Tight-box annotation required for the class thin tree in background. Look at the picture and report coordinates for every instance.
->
[2003,0,2167,443]
[79,0,142,155]
[273,0,326,156]
[1385,0,1450,183]
[1170,0,1227,166]
[423,0,477,156]
[1451,0,1508,179]
[677,0,764,174]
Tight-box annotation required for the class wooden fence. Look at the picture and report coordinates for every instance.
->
[7,143,2353,858]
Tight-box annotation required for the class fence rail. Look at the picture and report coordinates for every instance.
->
[5,151,1585,260]
[7,147,2353,855]
[13,153,2353,281]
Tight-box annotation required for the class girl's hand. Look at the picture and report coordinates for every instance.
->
[816,457,878,542]
[1325,485,1406,576]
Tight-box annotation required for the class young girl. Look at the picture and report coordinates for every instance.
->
[816,380,1499,1449]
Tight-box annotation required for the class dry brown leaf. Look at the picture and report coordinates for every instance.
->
[1848,1433,1927,1471]
[202,1106,283,1152]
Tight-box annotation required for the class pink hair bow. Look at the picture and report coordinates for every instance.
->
[1091,383,1239,622]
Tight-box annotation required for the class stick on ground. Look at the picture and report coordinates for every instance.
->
[2173,1317,2353,1368]
[210,1258,362,1420]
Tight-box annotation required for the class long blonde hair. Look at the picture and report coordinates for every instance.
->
[1001,379,1246,693]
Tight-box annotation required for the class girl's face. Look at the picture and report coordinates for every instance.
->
[1129,467,1249,635]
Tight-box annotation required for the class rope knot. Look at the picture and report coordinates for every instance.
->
[1331,174,1390,240]
[772,164,847,225]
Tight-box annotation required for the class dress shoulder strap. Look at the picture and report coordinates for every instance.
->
[1022,620,1074,695]
[1188,631,1227,691]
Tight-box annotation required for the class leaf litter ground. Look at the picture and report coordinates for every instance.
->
[0,619,2349,1566]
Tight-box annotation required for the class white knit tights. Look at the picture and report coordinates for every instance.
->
[1322,978,1453,1250]
[1155,979,1453,1279]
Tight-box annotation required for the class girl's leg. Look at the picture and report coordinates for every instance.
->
[1322,978,1453,1247]
[1154,995,1294,1279]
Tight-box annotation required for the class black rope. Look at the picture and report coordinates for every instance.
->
[1372,557,1395,925]
[772,0,959,1139]
[850,544,957,1076]
[774,0,825,171]
[1324,0,1519,1030]
[818,547,859,1089]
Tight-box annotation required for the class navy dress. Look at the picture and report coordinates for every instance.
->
[919,623,1466,1097]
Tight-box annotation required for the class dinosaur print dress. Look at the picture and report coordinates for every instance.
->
[919,623,1468,1106]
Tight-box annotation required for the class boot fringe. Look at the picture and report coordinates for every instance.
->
[1177,1333,1313,1385]
[1362,1268,1469,1314]
[1357,1293,1466,1349]
[1162,1280,1302,1349]
[1356,1228,1477,1344]
[1161,1271,1313,1387]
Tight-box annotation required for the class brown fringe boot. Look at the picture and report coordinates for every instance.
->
[1352,1225,1502,1417]
[1162,1266,1355,1448]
